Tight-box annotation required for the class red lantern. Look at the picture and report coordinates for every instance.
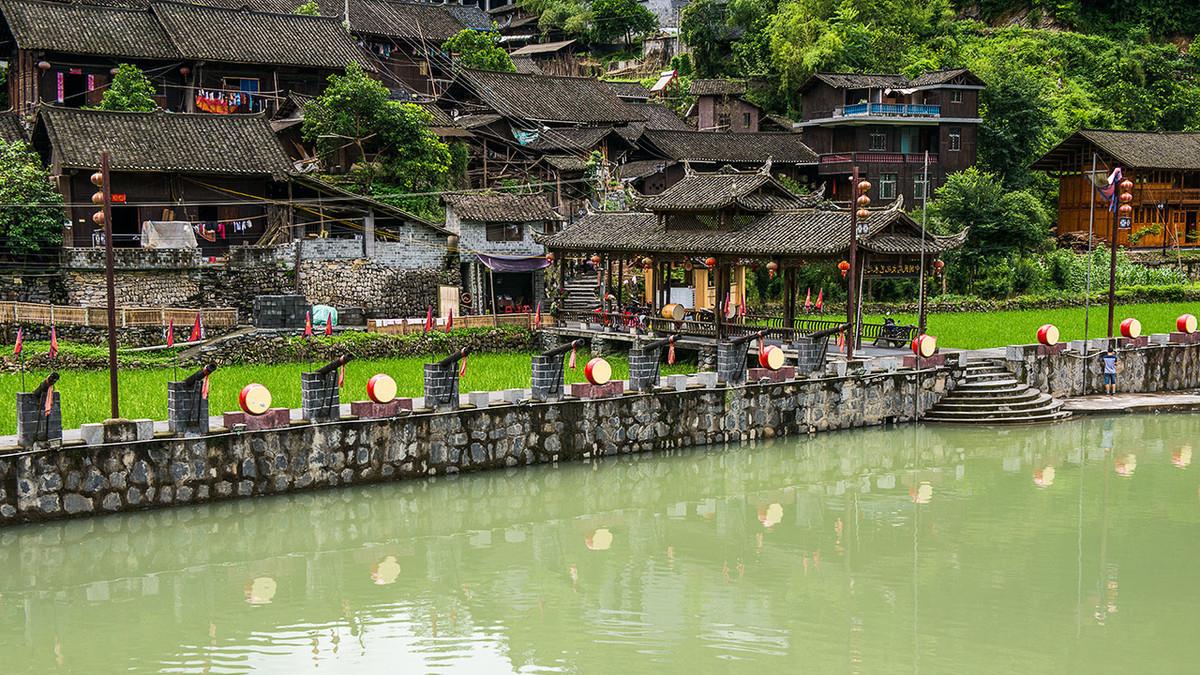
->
[838,260,850,278]
[856,194,871,207]
[1176,314,1197,333]
[1118,192,1133,203]
[1036,324,1059,346]
[545,252,555,262]
[37,60,51,71]
[1118,203,1133,217]
[91,211,106,226]
[857,180,872,194]
[90,171,105,187]
[766,261,779,279]
[179,66,191,77]
[932,259,945,275]
[705,257,717,268]
[1119,179,1134,192]
[590,254,601,266]
[856,208,871,220]
[1120,317,1142,339]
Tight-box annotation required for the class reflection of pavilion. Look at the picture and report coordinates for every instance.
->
[538,163,966,344]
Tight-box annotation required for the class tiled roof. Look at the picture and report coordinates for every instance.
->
[1033,129,1200,171]
[603,80,652,101]
[511,56,544,74]
[36,107,294,176]
[637,166,822,212]
[509,39,576,56]
[689,79,747,96]
[342,0,489,41]
[0,112,28,143]
[634,102,691,130]
[539,195,964,256]
[444,191,564,222]
[0,0,180,59]
[457,68,648,124]
[618,158,675,180]
[543,154,588,172]
[151,1,372,70]
[804,69,982,91]
[639,129,818,164]
[907,68,976,87]
[418,102,455,127]
[526,126,622,152]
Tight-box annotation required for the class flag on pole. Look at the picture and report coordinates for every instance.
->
[667,339,676,365]
[815,289,824,311]
[304,311,313,337]
[189,312,202,342]
[1096,166,1124,211]
[446,308,454,333]
[44,383,53,417]
[535,302,542,328]
[338,364,345,388]
[324,315,333,336]
[48,325,58,359]
[424,306,433,332]
[166,318,175,347]
[804,288,812,312]
[12,327,22,356]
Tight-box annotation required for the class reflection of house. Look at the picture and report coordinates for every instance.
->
[1032,129,1200,249]
[0,0,374,115]
[627,129,818,194]
[797,69,984,203]
[443,192,562,313]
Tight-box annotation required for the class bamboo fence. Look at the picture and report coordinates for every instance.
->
[368,312,554,334]
[0,302,238,328]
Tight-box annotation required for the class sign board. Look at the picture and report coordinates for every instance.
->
[669,287,694,308]
[1118,217,1132,230]
[111,193,127,204]
[438,285,460,319]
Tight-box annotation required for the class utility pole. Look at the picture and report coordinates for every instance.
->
[847,168,871,360]
[91,152,119,418]
[1109,175,1135,337]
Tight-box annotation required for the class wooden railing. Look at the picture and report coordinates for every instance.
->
[368,312,553,334]
[0,302,238,328]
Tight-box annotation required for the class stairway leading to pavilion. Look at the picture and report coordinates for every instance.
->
[923,359,1070,424]
[562,277,601,312]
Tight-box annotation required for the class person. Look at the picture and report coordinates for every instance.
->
[1101,345,1118,396]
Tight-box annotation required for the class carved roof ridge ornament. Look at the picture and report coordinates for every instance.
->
[682,159,694,177]
[759,157,773,176]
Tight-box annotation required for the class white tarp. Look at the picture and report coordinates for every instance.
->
[140,221,198,249]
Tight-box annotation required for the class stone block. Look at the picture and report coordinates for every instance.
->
[662,374,688,392]
[350,399,411,419]
[1149,333,1170,345]
[81,423,104,446]
[531,354,566,401]
[501,389,525,404]
[301,370,340,422]
[223,408,290,431]
[102,419,138,444]
[570,381,625,399]
[747,366,795,384]
[717,342,747,385]
[1037,343,1066,357]
[627,346,662,392]
[168,380,209,436]
[793,335,830,373]
[466,391,492,409]
[1119,336,1149,350]
[1169,331,1200,345]
[133,419,154,440]
[16,391,62,449]
[692,371,718,388]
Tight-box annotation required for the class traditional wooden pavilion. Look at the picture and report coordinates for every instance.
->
[538,163,966,341]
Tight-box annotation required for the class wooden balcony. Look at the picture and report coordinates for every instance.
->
[836,103,941,118]
[818,152,939,174]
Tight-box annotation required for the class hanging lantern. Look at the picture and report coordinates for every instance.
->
[92,211,106,226]
[856,194,871,207]
[1118,203,1133,217]
[641,256,652,267]
[705,256,717,268]
[179,66,191,77]
[37,60,51,71]
[838,260,850,278]
[932,259,945,275]
[545,252,555,262]
[766,261,779,279]
[1118,192,1133,203]
[1119,179,1134,193]
[91,191,105,206]
[857,180,872,194]
[590,254,602,266]
[109,68,118,76]
[856,208,871,220]
[90,171,105,187]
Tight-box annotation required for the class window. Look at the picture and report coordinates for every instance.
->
[869,132,887,151]
[742,112,751,128]
[486,222,524,242]
[948,127,962,152]
[879,173,898,200]
[913,175,929,201]
[951,90,963,104]
[717,111,731,130]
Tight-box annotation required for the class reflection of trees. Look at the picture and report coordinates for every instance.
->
[1,415,1198,672]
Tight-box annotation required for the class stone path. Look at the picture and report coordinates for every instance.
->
[1063,391,1200,415]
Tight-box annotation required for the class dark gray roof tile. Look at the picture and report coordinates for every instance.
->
[0,0,180,59]
[457,68,648,124]
[444,191,563,222]
[640,129,817,164]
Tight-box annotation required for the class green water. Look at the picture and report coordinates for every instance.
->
[2,415,1198,674]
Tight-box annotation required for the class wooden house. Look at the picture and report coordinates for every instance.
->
[689,79,763,133]
[796,69,984,203]
[0,0,374,115]
[1031,129,1200,249]
[630,129,819,194]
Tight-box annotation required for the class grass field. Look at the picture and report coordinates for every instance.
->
[0,351,695,436]
[870,300,1200,350]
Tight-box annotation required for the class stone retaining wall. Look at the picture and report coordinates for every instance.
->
[0,365,956,527]
[1006,338,1200,398]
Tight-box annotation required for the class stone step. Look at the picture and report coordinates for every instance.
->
[934,393,1054,411]
[922,411,1072,425]
[926,401,1063,419]
[953,378,1023,390]
[945,385,1039,398]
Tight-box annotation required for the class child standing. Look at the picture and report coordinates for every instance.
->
[1101,346,1118,396]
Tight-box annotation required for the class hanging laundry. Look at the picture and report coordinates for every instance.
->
[217,223,226,240]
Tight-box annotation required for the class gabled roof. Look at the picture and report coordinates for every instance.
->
[543,155,588,172]
[455,68,647,124]
[341,0,489,41]
[525,126,627,153]
[290,174,446,232]
[150,1,373,70]
[1031,129,1200,172]
[689,79,747,97]
[603,80,652,101]
[444,191,563,223]
[35,107,294,177]
[509,39,577,56]
[618,158,675,180]
[637,166,822,213]
[639,129,818,165]
[0,0,180,59]
[0,112,28,143]
[634,102,691,131]
[801,69,983,92]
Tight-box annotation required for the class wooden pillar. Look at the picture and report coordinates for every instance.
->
[783,267,796,327]
[713,260,723,340]
[650,262,659,307]
[664,262,673,306]
[617,257,624,304]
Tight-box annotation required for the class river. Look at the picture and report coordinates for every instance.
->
[1,414,1196,674]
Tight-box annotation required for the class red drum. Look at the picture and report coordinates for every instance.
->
[1177,314,1197,334]
[367,374,397,404]
[1120,317,1142,339]
[758,345,785,370]
[911,334,937,358]
[238,383,272,416]
[584,357,612,385]
[1036,324,1060,346]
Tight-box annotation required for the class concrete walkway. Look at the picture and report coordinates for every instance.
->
[1063,391,1200,415]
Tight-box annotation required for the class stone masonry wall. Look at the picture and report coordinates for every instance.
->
[0,365,957,527]
[1006,339,1200,398]
[298,260,459,318]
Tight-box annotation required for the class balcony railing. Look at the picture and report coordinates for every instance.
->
[819,153,939,166]
[835,103,941,118]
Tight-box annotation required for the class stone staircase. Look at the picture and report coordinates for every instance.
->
[923,359,1070,424]
[562,277,601,312]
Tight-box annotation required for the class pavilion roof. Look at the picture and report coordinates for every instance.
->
[635,164,822,212]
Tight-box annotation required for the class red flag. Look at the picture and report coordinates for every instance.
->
[166,319,175,347]
[44,383,53,417]
[568,343,577,369]
[338,364,345,388]
[738,295,746,318]
[424,306,433,332]
[458,352,468,377]
[535,302,542,328]
[446,308,454,333]
[189,312,202,342]
[48,325,58,359]
[12,327,22,356]
[324,315,333,336]
[815,289,824,311]
[201,375,210,400]
[667,338,676,365]
[304,311,313,338]
[804,288,812,312]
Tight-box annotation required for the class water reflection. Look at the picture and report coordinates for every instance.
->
[1,415,1199,673]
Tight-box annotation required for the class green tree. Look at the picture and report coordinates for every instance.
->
[0,140,64,257]
[97,63,157,112]
[589,0,658,46]
[442,29,516,72]
[538,1,591,37]
[679,0,736,77]
[293,0,320,15]
[976,61,1054,190]
[303,63,451,217]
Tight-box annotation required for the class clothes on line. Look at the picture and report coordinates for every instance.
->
[192,219,255,242]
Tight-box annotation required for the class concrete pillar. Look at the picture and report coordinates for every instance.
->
[301,370,340,422]
[793,335,831,374]
[423,363,460,411]
[717,342,747,385]
[531,354,566,401]
[168,380,209,436]
[363,208,376,258]
[627,346,662,392]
